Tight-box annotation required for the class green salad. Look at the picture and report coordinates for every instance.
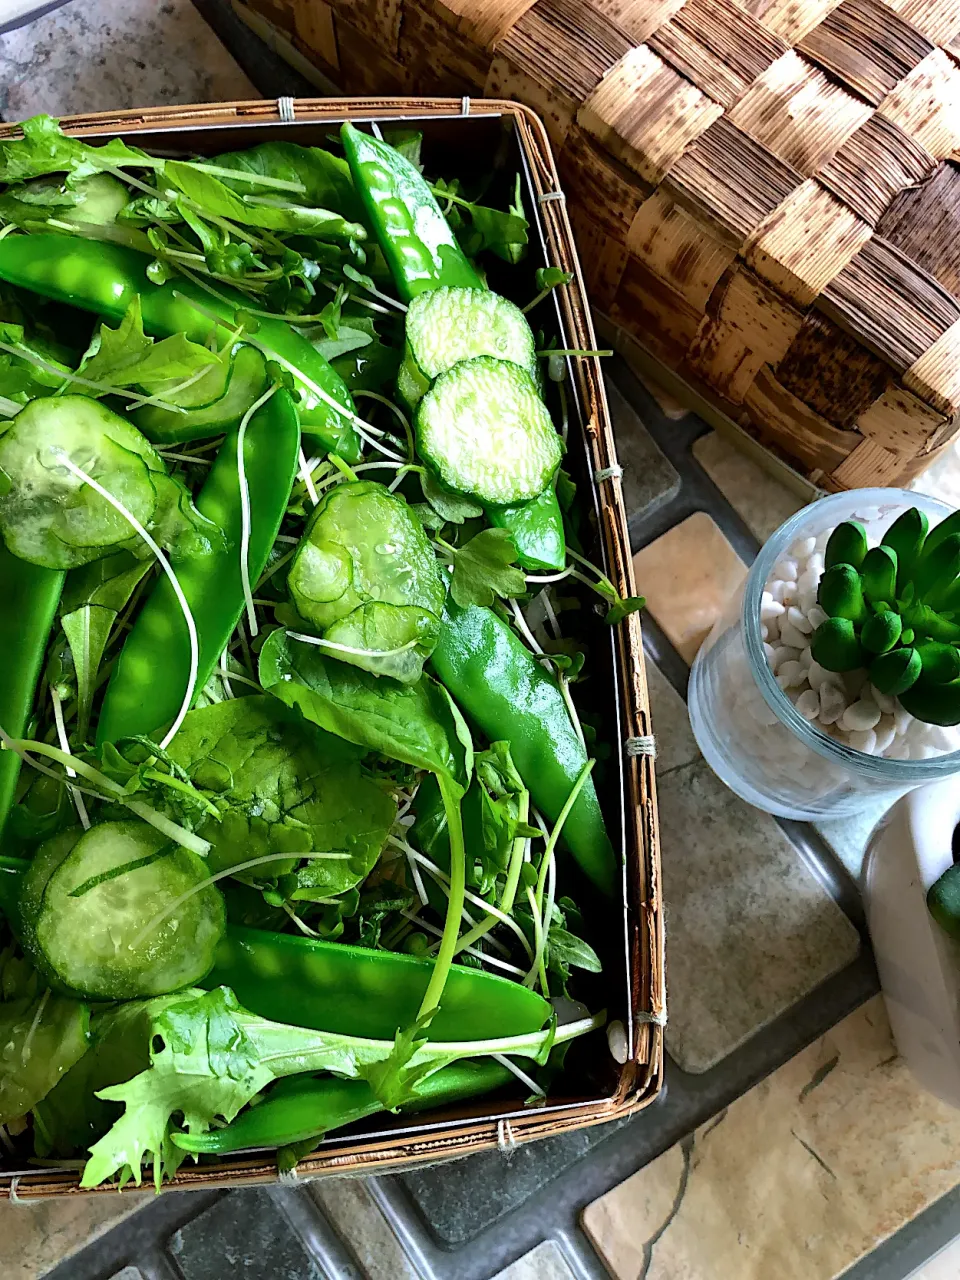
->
[0,116,642,1188]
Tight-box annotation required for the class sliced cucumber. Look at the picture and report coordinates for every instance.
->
[19,820,225,1000]
[416,356,562,505]
[400,287,537,408]
[132,345,268,445]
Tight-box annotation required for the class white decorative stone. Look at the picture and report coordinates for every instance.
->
[847,728,878,754]
[787,606,813,634]
[874,716,896,754]
[760,593,786,621]
[894,704,914,735]
[870,685,896,715]
[796,689,821,720]
[764,642,776,665]
[780,581,799,606]
[818,683,847,726]
[841,700,882,732]
[779,620,810,650]
[791,536,817,559]
[773,558,798,582]
[797,569,819,595]
[770,580,788,603]
[807,552,825,577]
[771,645,800,670]
[777,661,805,688]
[807,604,829,630]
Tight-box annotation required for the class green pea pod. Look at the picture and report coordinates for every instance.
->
[430,601,616,896]
[860,610,902,655]
[860,545,898,606]
[96,387,301,745]
[810,617,863,672]
[913,533,960,602]
[915,640,960,685]
[882,507,929,593]
[0,545,64,837]
[172,1058,514,1155]
[870,646,922,696]
[817,564,867,623]
[899,677,960,726]
[824,520,867,571]
[921,509,960,558]
[0,235,362,462]
[341,123,482,302]
[206,924,549,1041]
[487,485,566,573]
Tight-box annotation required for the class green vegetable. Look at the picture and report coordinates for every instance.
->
[172,1057,514,1154]
[869,646,922,696]
[17,820,225,999]
[0,235,363,461]
[817,564,867,623]
[96,387,300,745]
[0,543,63,834]
[430,600,616,896]
[882,507,929,593]
[438,527,527,609]
[928,862,960,938]
[132,343,268,446]
[0,982,89,1125]
[0,114,152,185]
[0,395,218,570]
[164,696,396,896]
[287,480,446,683]
[417,356,562,505]
[341,122,481,302]
[824,521,867,571]
[488,484,567,574]
[899,678,960,726]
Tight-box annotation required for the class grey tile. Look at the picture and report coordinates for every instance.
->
[168,1188,323,1280]
[644,658,698,775]
[401,1112,634,1247]
[308,1180,416,1280]
[492,1240,576,1279]
[692,431,804,542]
[605,378,680,529]
[660,759,861,1074]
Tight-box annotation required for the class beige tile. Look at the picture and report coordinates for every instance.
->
[633,513,747,663]
[309,1178,417,1280]
[693,431,805,541]
[911,438,960,511]
[492,1239,577,1279]
[583,996,960,1280]
[0,1190,147,1280]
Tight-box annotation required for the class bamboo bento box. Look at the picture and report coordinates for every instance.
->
[234,0,960,493]
[0,98,664,1197]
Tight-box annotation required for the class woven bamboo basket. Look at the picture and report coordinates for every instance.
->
[232,0,960,490]
[0,97,663,1196]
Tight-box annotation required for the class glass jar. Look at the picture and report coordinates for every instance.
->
[687,488,960,820]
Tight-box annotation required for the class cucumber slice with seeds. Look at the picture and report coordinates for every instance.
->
[18,819,225,1000]
[401,287,537,408]
[416,356,562,505]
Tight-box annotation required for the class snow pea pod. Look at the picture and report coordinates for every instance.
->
[0,545,64,838]
[429,601,616,896]
[96,386,300,746]
[172,1058,513,1154]
[0,234,362,462]
[341,122,481,302]
[205,923,550,1042]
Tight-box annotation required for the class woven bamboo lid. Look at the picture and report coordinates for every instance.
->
[237,0,960,488]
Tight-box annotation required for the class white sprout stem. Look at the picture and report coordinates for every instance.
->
[401,840,430,908]
[0,341,188,415]
[275,533,300,545]
[0,730,210,856]
[492,1053,546,1098]
[391,838,511,958]
[58,457,199,751]
[50,689,90,830]
[218,665,262,693]
[525,568,574,584]
[184,161,306,193]
[298,447,321,507]
[159,451,213,466]
[218,646,236,700]
[559,677,587,752]
[127,850,351,953]
[282,902,320,937]
[540,589,562,640]
[510,600,544,656]
[0,394,21,417]
[287,631,418,659]
[354,390,412,443]
[404,845,531,960]
[238,384,279,637]
[398,909,526,977]
[524,884,547,992]
[20,989,50,1066]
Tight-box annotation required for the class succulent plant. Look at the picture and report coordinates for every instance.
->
[810,507,960,726]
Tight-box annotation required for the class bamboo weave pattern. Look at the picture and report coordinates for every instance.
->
[235,0,960,487]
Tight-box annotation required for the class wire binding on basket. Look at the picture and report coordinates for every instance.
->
[497,1118,517,1155]
[537,191,566,204]
[461,96,471,115]
[636,1009,667,1026]
[277,97,296,123]
[594,464,623,482]
[625,735,656,759]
